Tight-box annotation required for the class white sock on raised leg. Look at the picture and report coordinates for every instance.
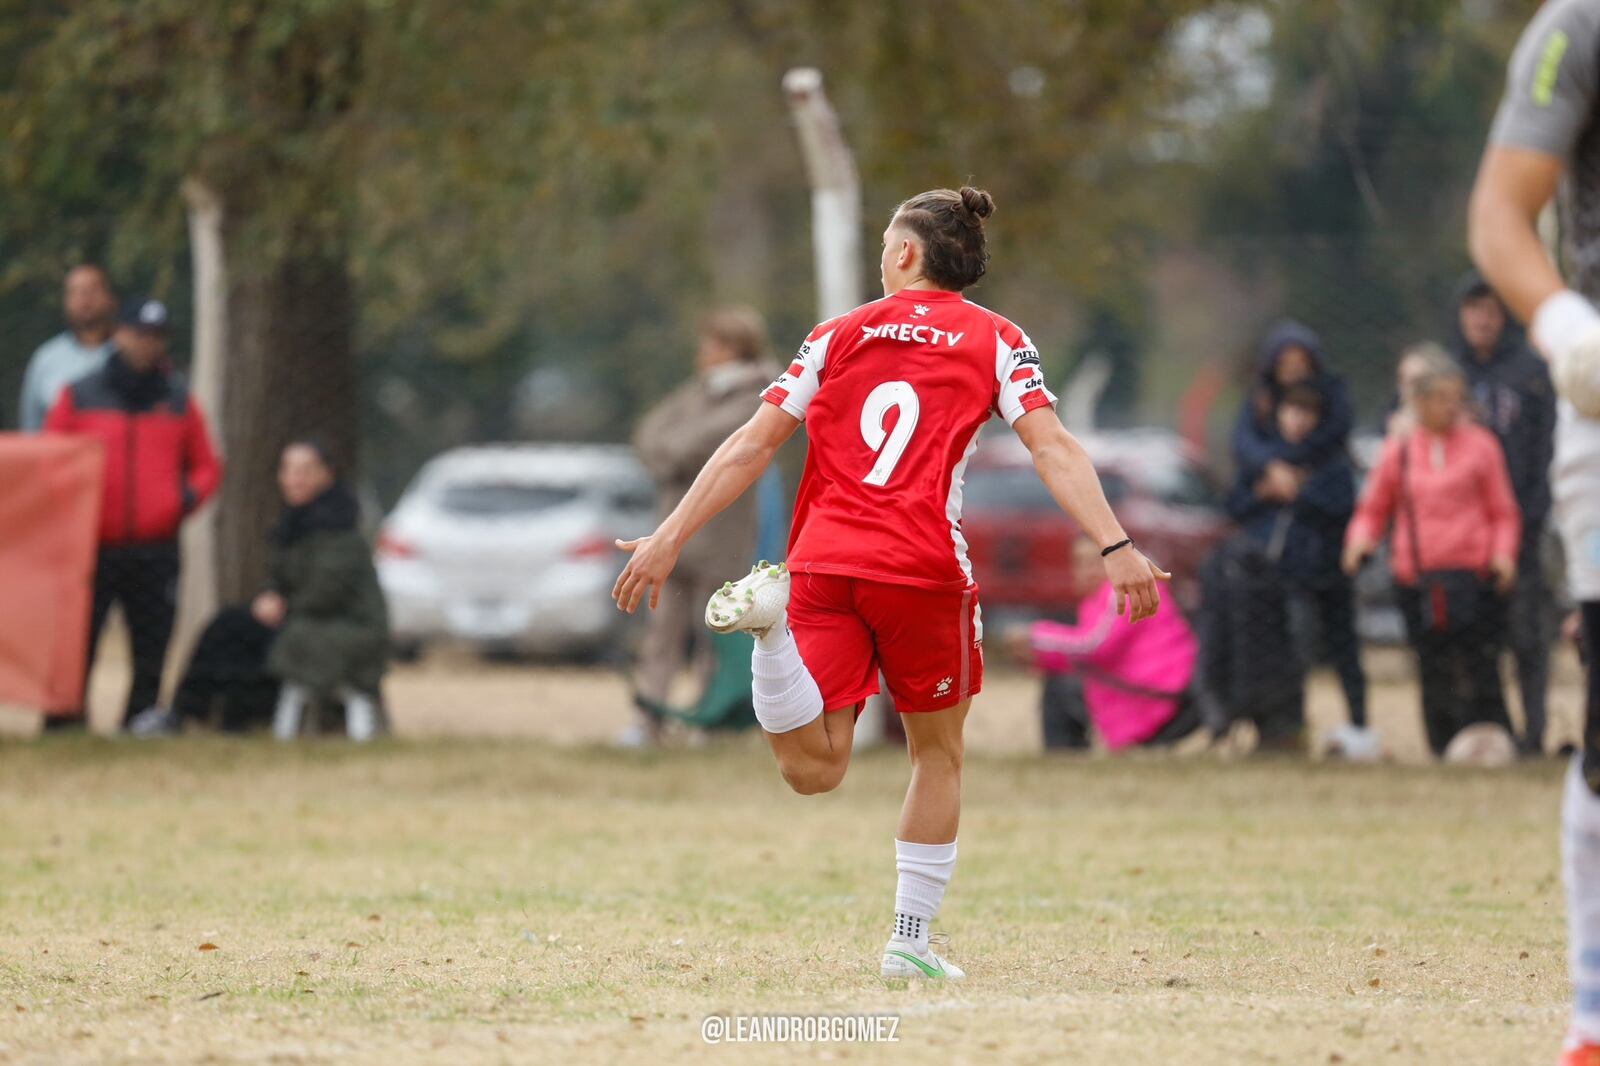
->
[1568,757,1600,1045]
[891,838,958,954]
[750,621,823,734]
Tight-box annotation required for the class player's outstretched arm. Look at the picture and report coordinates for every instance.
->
[1471,145,1600,416]
[1012,408,1171,622]
[613,402,800,614]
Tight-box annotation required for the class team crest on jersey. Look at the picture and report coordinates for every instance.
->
[912,304,930,318]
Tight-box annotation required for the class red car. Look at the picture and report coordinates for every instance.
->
[960,427,1232,618]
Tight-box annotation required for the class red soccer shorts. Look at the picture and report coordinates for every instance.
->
[788,572,984,715]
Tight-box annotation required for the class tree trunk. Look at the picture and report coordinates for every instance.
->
[217,231,357,602]
[168,178,229,692]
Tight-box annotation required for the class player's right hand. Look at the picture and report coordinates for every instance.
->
[612,532,682,613]
[1106,549,1170,623]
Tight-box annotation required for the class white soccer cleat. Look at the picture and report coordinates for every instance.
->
[705,561,790,636]
[880,933,965,980]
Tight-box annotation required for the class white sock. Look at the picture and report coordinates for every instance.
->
[753,612,792,652]
[273,684,308,742]
[892,838,957,954]
[341,687,378,743]
[1567,757,1600,1044]
[750,623,823,734]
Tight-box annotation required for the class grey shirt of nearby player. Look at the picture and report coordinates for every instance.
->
[1490,0,1600,301]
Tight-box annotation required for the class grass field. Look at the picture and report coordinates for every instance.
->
[0,728,1576,1065]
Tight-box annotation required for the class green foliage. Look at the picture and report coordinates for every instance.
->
[0,1,1527,494]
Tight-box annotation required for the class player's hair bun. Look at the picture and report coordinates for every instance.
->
[958,186,995,222]
[893,186,995,290]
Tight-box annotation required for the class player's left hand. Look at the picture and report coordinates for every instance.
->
[612,532,682,613]
[1107,549,1170,623]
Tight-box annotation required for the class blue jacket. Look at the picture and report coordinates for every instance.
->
[1227,442,1356,583]
[1230,320,1354,482]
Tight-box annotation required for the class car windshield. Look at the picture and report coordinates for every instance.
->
[434,482,583,516]
[1139,462,1221,509]
[964,467,1127,510]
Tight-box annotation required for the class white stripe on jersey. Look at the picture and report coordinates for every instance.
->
[945,424,984,586]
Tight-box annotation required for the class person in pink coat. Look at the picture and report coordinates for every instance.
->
[1007,536,1200,750]
[1343,348,1522,756]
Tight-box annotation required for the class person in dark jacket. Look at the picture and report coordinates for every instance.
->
[265,440,391,742]
[1450,272,1558,755]
[1232,320,1355,489]
[1228,383,1368,744]
[44,297,223,730]
[130,440,389,739]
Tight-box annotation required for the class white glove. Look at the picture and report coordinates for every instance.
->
[1534,290,1600,419]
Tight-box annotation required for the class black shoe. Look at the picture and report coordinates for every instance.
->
[40,715,87,734]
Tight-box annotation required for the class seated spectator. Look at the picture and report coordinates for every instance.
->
[1343,348,1521,758]
[1006,536,1201,751]
[1227,384,1371,755]
[131,440,390,740]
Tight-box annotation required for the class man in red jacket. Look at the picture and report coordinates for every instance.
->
[45,297,222,730]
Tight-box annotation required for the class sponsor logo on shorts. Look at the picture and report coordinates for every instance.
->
[934,677,953,697]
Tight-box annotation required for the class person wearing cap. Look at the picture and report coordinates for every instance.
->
[44,297,223,730]
[1449,271,1557,756]
[16,263,117,432]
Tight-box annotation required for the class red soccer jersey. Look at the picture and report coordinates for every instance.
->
[762,288,1056,590]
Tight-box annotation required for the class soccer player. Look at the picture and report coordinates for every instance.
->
[1469,3,1600,1061]
[612,186,1166,979]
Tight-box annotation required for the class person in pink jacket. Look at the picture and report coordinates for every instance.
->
[1343,348,1522,756]
[1008,536,1200,751]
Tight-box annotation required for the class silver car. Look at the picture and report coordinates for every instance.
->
[376,444,655,659]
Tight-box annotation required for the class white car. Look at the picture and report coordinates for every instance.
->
[376,444,655,659]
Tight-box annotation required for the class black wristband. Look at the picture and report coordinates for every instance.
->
[1100,538,1133,558]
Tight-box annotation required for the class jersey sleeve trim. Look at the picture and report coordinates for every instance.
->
[1488,0,1600,159]
[762,327,834,422]
[990,319,1057,425]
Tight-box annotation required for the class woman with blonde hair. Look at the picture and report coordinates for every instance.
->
[1344,347,1521,756]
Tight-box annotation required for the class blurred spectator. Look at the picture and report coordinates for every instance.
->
[132,441,389,739]
[623,306,777,746]
[17,264,116,431]
[45,298,221,731]
[264,440,391,742]
[1232,320,1354,495]
[1006,537,1201,751]
[1450,272,1557,755]
[1228,384,1368,743]
[1385,346,1434,439]
[1344,350,1521,758]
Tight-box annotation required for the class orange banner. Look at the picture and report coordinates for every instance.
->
[0,435,103,714]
